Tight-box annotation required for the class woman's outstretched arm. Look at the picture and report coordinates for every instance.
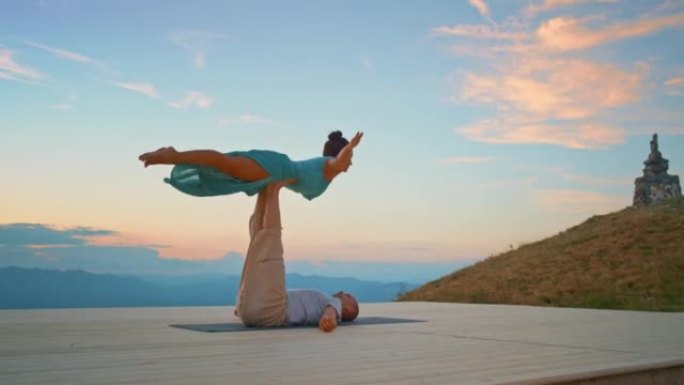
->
[328,131,363,172]
[138,146,269,182]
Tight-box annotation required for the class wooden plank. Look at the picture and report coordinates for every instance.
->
[1,303,683,385]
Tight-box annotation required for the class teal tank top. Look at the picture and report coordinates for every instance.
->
[286,156,332,200]
[164,150,332,201]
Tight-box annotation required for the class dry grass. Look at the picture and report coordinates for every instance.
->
[399,197,684,311]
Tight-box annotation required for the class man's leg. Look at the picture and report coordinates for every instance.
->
[236,183,289,327]
[235,189,268,316]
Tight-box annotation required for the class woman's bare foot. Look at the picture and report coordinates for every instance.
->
[138,146,177,167]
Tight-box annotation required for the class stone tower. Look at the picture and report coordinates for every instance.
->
[633,134,682,206]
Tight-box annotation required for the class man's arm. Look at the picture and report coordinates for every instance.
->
[318,305,339,332]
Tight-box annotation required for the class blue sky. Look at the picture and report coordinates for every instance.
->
[1,0,682,283]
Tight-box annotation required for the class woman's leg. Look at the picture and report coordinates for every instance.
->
[138,146,269,181]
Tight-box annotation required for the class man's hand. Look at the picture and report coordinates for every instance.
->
[318,306,338,333]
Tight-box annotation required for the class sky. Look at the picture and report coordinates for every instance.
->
[1,0,683,283]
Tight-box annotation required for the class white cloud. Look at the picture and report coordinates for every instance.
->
[49,95,78,110]
[193,52,205,68]
[0,48,44,82]
[168,91,213,109]
[171,30,230,69]
[432,25,527,40]
[360,56,374,70]
[112,82,160,99]
[112,82,212,109]
[25,40,100,65]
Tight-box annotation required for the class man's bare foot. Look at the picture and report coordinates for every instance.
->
[269,178,297,191]
[138,146,177,167]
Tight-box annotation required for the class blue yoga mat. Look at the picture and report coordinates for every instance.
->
[171,316,426,332]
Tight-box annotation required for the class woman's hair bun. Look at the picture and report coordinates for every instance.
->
[328,131,344,141]
[323,130,349,157]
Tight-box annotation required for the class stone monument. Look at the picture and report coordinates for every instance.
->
[633,133,682,206]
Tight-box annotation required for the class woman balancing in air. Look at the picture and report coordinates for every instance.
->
[138,131,363,200]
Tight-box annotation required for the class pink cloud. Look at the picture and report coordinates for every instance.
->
[535,188,626,213]
[440,3,679,149]
[0,49,43,81]
[451,177,538,192]
[450,51,644,149]
[665,77,684,86]
[458,120,626,149]
[534,166,631,185]
[559,172,630,185]
[526,0,619,17]
[664,77,684,96]
[459,58,644,120]
[468,0,491,19]
[537,13,684,51]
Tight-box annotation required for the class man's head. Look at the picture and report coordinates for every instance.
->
[333,291,359,321]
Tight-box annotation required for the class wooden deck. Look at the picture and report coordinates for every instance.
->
[1,302,683,385]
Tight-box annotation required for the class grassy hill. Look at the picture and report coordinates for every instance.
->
[399,197,684,311]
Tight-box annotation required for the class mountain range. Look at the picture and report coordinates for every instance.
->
[0,267,416,309]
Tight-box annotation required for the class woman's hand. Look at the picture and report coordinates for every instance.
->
[327,131,363,175]
[349,132,363,148]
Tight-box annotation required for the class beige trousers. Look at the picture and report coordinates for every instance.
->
[236,209,288,327]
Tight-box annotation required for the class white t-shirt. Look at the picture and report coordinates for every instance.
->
[286,289,342,325]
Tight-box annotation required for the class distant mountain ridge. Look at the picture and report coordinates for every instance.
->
[0,267,416,309]
[400,197,684,311]
[0,227,469,284]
